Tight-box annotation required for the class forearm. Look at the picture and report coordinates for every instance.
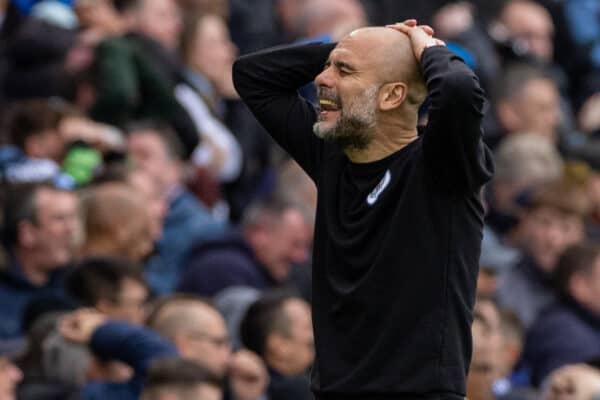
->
[89,322,177,374]
[232,42,334,179]
[420,46,490,191]
[421,46,485,122]
[233,42,335,100]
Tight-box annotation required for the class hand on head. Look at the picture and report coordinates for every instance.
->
[386,19,446,61]
[59,308,107,345]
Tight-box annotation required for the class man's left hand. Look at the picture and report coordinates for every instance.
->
[386,19,446,61]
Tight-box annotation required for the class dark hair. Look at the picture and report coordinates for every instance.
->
[66,257,145,306]
[241,196,303,232]
[5,99,79,150]
[127,120,185,161]
[553,242,600,296]
[113,0,140,13]
[1,182,56,246]
[143,357,222,398]
[239,291,296,357]
[494,63,554,103]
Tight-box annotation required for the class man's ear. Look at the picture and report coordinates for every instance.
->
[379,82,408,111]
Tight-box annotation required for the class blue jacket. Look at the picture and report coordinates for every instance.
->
[0,251,67,339]
[145,188,227,295]
[81,322,177,400]
[523,297,600,386]
[178,230,274,297]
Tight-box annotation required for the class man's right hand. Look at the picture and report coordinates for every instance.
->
[59,308,107,345]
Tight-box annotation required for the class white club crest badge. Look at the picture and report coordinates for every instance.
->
[366,170,391,205]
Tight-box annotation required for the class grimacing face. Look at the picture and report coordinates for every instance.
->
[313,35,381,151]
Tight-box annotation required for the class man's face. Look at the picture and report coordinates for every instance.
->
[519,206,584,272]
[128,169,167,241]
[0,357,22,400]
[501,2,554,62]
[24,188,81,269]
[135,0,182,50]
[190,15,237,87]
[511,79,560,139]
[254,210,311,282]
[279,298,315,375]
[106,278,149,325]
[313,34,381,150]
[128,132,177,193]
[179,306,232,377]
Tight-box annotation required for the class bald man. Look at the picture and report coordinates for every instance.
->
[147,296,269,400]
[233,20,494,400]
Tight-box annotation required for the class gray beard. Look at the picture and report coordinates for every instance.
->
[313,86,378,151]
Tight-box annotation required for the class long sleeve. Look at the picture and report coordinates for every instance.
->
[420,46,494,193]
[89,321,177,376]
[232,42,335,180]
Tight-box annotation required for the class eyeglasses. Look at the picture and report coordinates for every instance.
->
[187,331,231,348]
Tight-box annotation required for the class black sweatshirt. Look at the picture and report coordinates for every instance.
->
[233,43,494,400]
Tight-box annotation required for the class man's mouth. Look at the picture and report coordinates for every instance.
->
[319,99,340,112]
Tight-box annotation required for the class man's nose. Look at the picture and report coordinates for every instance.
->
[315,67,334,89]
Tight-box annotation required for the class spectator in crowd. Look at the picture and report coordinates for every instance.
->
[141,357,223,400]
[493,65,561,142]
[177,12,242,184]
[0,98,125,187]
[90,164,167,247]
[65,256,150,386]
[0,182,80,339]
[0,341,23,400]
[494,0,555,64]
[551,0,600,106]
[494,309,537,399]
[486,132,563,237]
[523,242,600,386]
[240,291,314,400]
[88,0,199,157]
[298,0,366,42]
[0,99,75,187]
[59,308,177,400]
[147,294,269,400]
[16,312,87,400]
[81,182,154,263]
[467,301,502,400]
[179,197,311,297]
[127,121,228,294]
[66,257,148,325]
[482,133,563,292]
[498,179,590,328]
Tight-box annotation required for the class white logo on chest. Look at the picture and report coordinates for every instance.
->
[366,170,391,205]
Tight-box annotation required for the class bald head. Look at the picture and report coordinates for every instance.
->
[339,27,426,104]
[149,299,223,340]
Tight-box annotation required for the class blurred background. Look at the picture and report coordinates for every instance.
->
[0,0,600,399]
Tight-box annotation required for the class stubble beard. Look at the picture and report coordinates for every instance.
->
[313,86,378,151]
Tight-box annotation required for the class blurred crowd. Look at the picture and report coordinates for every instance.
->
[0,0,599,399]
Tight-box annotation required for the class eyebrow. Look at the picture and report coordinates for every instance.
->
[325,59,356,72]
